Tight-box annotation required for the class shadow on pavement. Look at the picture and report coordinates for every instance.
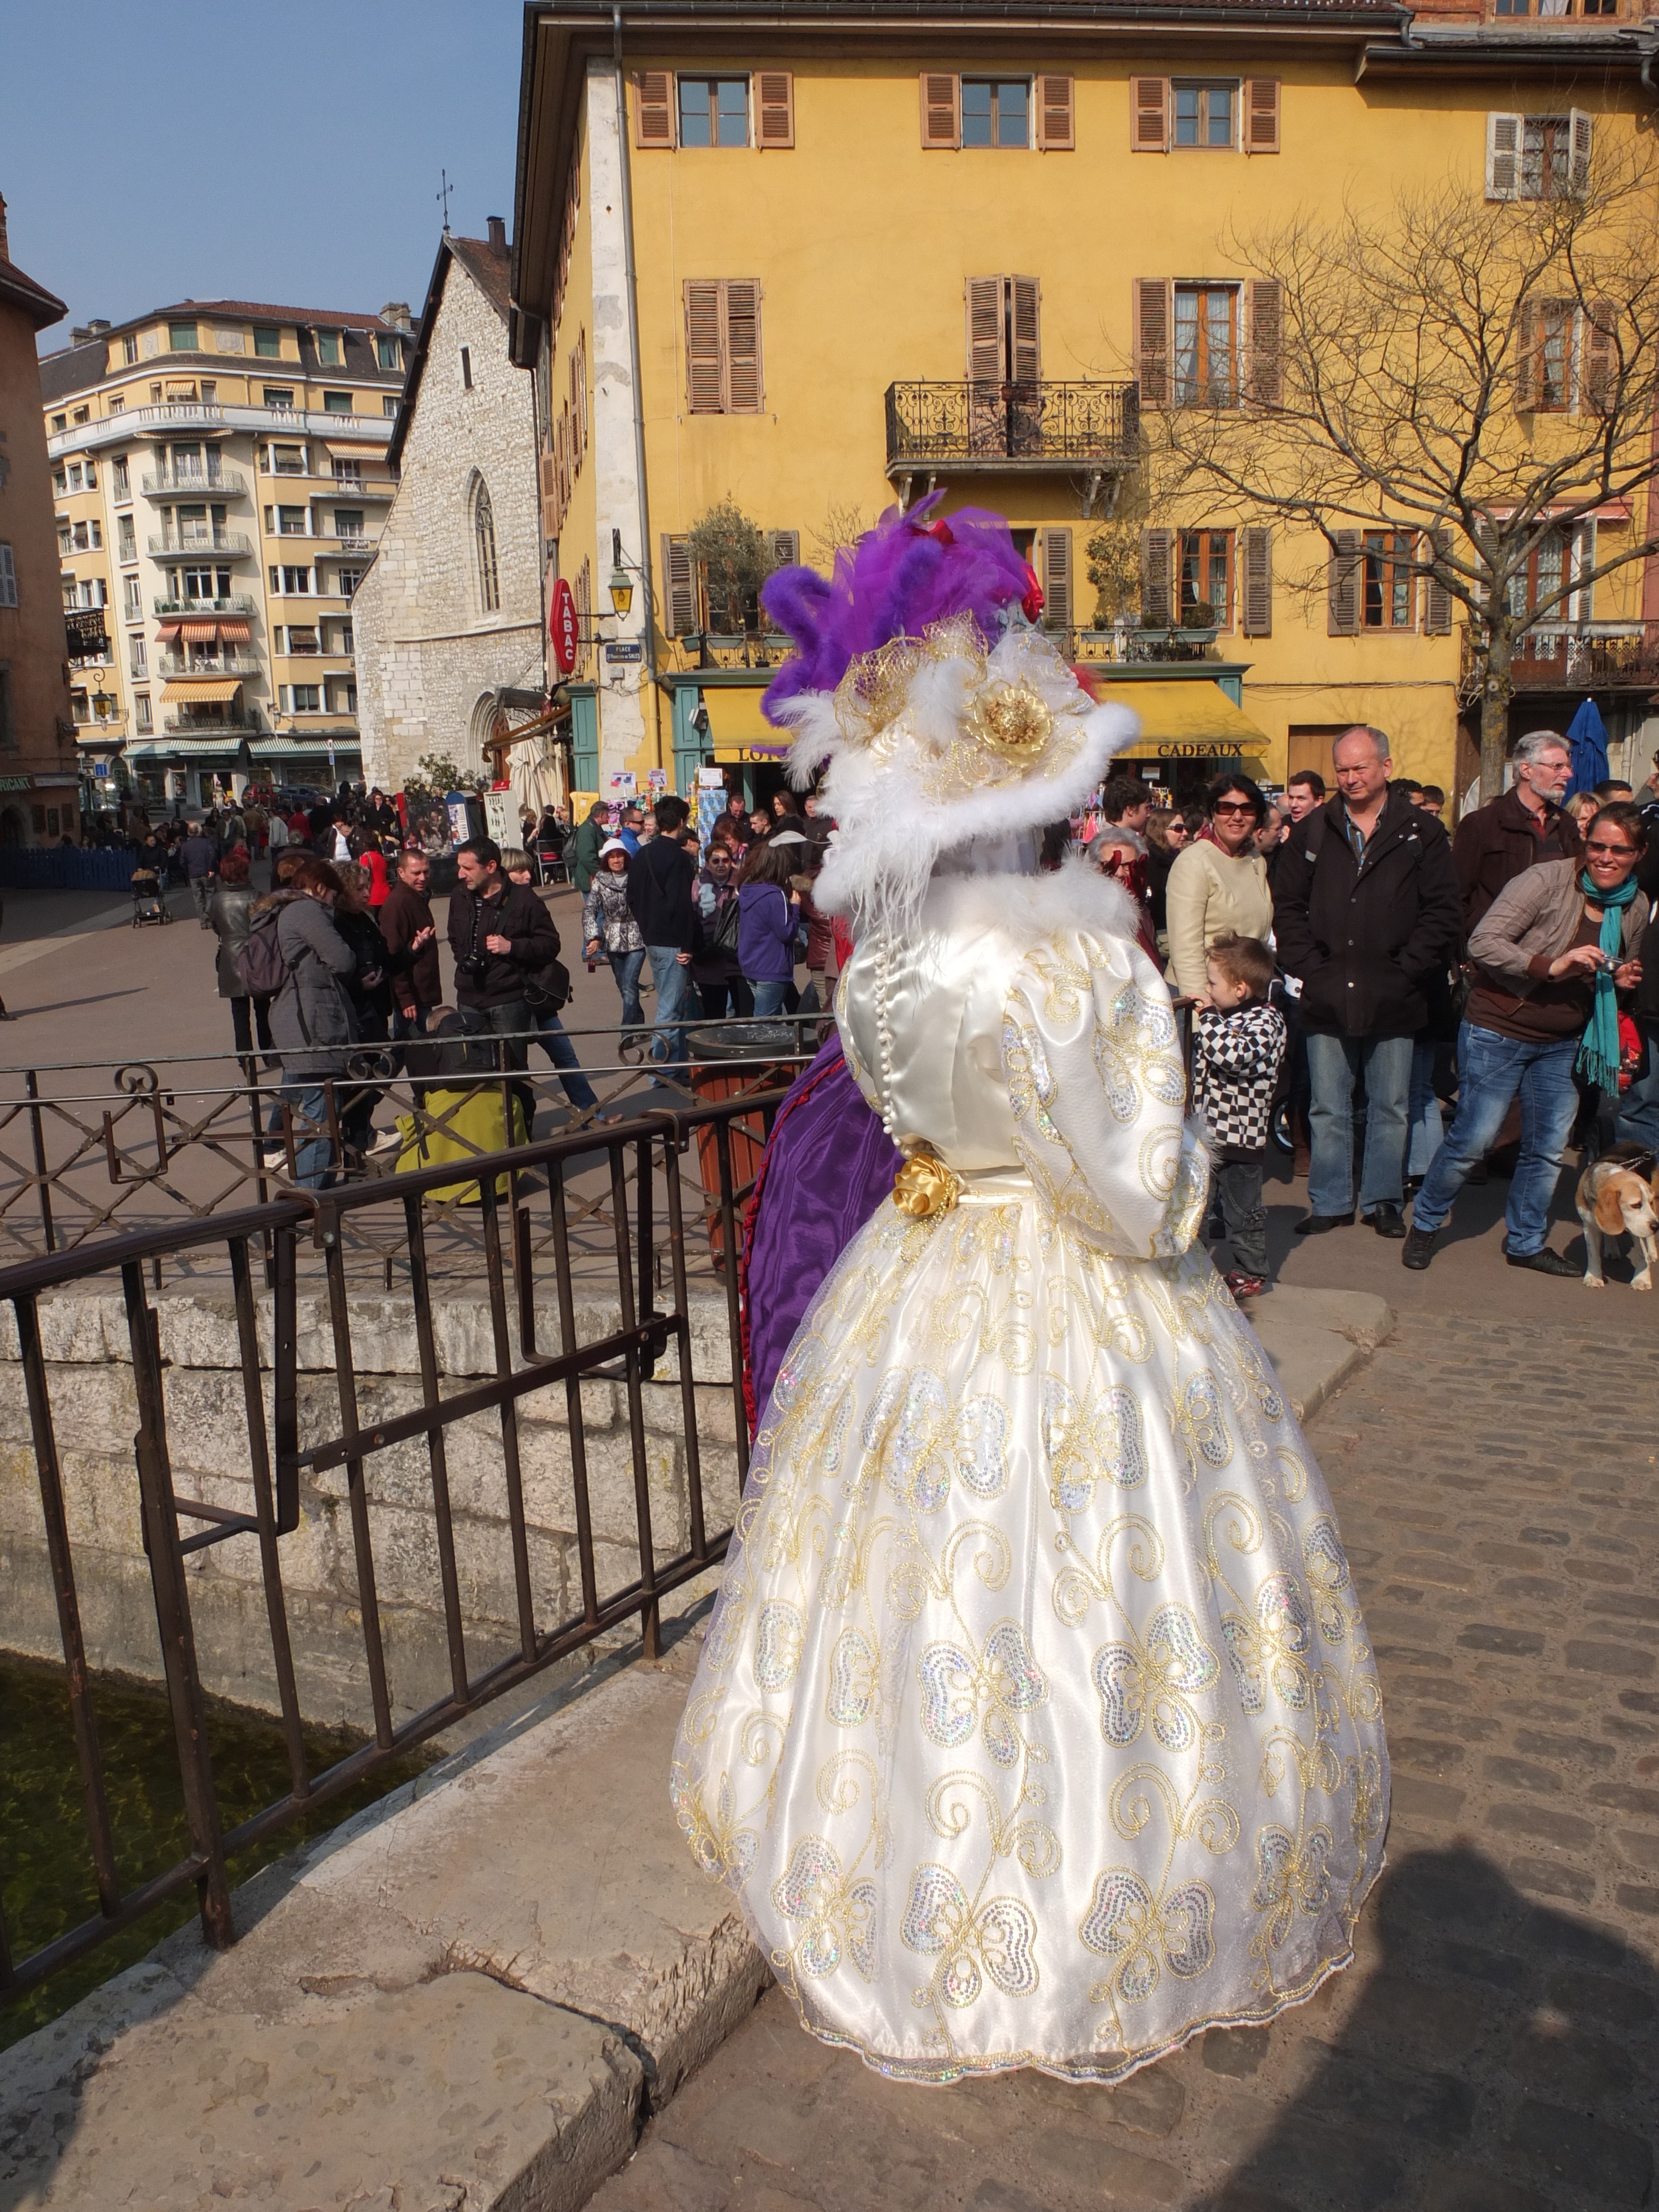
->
[1197,1843,1657,2211]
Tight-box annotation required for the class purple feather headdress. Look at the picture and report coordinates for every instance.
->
[760,493,1034,726]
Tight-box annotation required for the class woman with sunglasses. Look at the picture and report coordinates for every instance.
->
[1405,800,1649,1274]
[1164,772,1274,1004]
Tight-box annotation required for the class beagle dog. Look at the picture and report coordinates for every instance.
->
[1576,1143,1659,1290]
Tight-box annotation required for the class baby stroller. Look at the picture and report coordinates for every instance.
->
[130,866,171,926]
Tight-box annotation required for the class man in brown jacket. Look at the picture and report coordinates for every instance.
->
[1452,729,1579,937]
[380,846,442,1042]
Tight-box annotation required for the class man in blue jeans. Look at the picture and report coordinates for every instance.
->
[1406,802,1649,1274]
[1272,727,1462,1238]
[626,796,697,1082]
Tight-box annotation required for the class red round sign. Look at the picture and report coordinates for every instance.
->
[550,577,578,676]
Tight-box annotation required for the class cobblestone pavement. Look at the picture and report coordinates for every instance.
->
[591,1306,1659,2212]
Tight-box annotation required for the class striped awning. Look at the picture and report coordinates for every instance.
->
[217,618,251,643]
[179,620,221,644]
[160,677,241,703]
[154,622,182,644]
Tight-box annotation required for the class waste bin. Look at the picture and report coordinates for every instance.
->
[688,1021,797,1264]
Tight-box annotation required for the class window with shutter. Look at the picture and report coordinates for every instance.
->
[1424,531,1453,636]
[1327,531,1361,637]
[1040,528,1073,629]
[1036,75,1074,150]
[1244,79,1280,154]
[0,542,15,609]
[1515,299,1540,411]
[1010,278,1041,384]
[1131,76,1170,153]
[1134,279,1172,408]
[769,530,801,569]
[685,280,726,413]
[1486,113,1522,201]
[723,281,763,412]
[1247,279,1282,408]
[1569,108,1593,197]
[538,450,560,539]
[756,70,794,147]
[967,277,1005,384]
[1141,529,1174,628]
[634,71,676,148]
[1241,527,1272,636]
[661,534,698,635]
[921,72,961,148]
[1584,300,1618,415]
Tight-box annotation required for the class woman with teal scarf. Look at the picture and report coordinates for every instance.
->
[1404,800,1648,1276]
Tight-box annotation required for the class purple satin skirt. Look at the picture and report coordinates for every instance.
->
[739,1031,902,1436]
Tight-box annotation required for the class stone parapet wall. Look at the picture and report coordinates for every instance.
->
[0,1291,743,1734]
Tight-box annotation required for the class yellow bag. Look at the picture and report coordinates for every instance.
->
[395,1084,526,1204]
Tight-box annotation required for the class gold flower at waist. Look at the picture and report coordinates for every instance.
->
[892,1143,962,1219]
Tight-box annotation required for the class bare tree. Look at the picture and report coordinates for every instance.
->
[1140,138,1659,797]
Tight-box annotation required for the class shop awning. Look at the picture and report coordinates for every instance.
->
[160,677,241,703]
[1088,680,1271,760]
[703,685,789,760]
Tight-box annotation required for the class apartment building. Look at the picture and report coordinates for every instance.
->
[39,294,410,812]
[0,192,77,848]
[510,0,1659,808]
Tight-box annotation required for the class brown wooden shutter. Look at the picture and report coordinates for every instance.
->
[723,280,763,412]
[768,529,800,569]
[1486,113,1521,201]
[1423,530,1453,636]
[1241,526,1272,637]
[1134,278,1173,408]
[1131,76,1170,153]
[756,70,795,148]
[1040,527,1073,629]
[1515,299,1539,412]
[1141,528,1173,628]
[1036,75,1074,151]
[661,534,697,634]
[1244,79,1280,154]
[1584,300,1618,415]
[685,280,724,413]
[1328,530,1361,635]
[1010,278,1041,384]
[1247,279,1283,408]
[921,71,960,148]
[539,450,559,539]
[634,71,676,149]
[967,276,1004,383]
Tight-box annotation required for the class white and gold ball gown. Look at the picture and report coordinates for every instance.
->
[671,855,1389,2085]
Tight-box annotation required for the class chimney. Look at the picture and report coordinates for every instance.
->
[379,300,411,332]
[71,326,92,345]
[0,193,9,262]
[487,215,507,253]
[87,317,110,336]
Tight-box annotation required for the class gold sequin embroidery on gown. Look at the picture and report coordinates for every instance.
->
[671,862,1389,2085]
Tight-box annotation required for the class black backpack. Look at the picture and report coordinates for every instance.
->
[237,902,291,997]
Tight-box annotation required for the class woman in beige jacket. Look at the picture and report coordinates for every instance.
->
[1164,773,1275,1002]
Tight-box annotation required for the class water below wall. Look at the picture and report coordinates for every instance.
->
[1,1653,434,2054]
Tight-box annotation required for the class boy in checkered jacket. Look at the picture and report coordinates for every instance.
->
[1192,931,1287,1301]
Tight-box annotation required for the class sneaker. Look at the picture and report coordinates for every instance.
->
[1223,1270,1268,1299]
[1503,1243,1580,1278]
[1401,1225,1438,1271]
[366,1128,403,1157]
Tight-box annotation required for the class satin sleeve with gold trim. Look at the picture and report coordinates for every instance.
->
[1001,928,1209,1260]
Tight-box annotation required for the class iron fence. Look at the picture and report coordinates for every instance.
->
[885,378,1139,469]
[0,1086,780,2012]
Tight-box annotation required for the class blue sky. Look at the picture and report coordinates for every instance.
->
[6,0,521,352]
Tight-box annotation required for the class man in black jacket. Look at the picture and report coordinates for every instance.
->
[1273,726,1462,1238]
[627,795,697,1080]
[446,837,560,1111]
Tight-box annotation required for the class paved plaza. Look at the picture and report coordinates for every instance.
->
[593,1301,1659,2212]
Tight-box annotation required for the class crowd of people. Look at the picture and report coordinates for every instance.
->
[1096,727,1659,1295]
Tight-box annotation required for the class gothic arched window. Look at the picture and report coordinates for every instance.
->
[474,481,500,614]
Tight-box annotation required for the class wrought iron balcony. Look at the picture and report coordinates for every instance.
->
[153,594,257,616]
[1462,623,1659,694]
[885,379,1140,505]
[149,531,253,557]
[140,468,248,499]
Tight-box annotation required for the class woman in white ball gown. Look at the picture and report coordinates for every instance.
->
[671,503,1388,2086]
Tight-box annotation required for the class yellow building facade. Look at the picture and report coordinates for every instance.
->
[512,1,1659,807]
[38,298,409,813]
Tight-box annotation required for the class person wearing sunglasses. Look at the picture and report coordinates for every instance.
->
[1404,801,1650,1274]
[1163,773,1274,1006]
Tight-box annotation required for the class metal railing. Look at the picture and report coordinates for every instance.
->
[885,378,1140,471]
[156,654,260,678]
[0,1086,779,2011]
[149,531,253,557]
[140,469,247,498]
[152,594,257,616]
